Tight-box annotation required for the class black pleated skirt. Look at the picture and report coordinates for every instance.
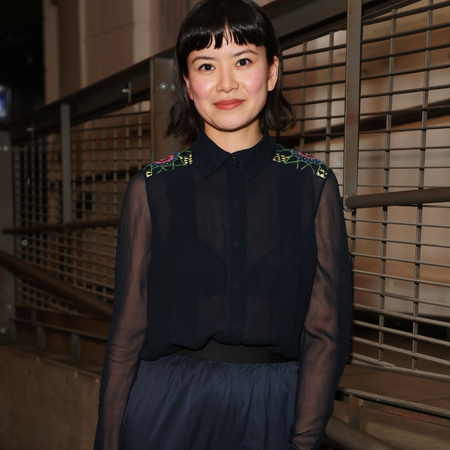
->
[119,353,299,450]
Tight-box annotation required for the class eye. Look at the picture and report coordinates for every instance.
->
[236,58,251,67]
[199,63,214,71]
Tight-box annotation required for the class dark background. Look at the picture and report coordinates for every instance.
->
[0,0,45,121]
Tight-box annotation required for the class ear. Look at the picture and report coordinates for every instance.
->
[267,56,279,92]
[183,73,194,100]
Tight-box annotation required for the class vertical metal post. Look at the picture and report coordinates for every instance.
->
[150,55,183,162]
[379,11,397,365]
[61,104,72,223]
[343,0,362,210]
[348,394,364,429]
[325,32,334,167]
[412,0,433,371]
[71,332,81,359]
[0,131,16,341]
[36,325,46,350]
[299,42,307,154]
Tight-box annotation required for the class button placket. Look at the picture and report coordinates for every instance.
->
[223,160,246,343]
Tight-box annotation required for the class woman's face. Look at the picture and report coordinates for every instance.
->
[184,37,279,143]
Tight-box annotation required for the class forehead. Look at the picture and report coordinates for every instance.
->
[187,38,265,62]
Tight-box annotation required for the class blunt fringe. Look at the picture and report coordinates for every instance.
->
[166,0,296,143]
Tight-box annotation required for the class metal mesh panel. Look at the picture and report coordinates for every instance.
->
[13,133,63,226]
[13,133,69,314]
[13,102,151,317]
[282,31,347,184]
[281,0,450,381]
[352,0,450,381]
[71,102,151,219]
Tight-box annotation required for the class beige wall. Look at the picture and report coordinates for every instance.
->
[133,0,151,64]
[0,345,100,450]
[42,0,192,102]
[149,0,189,56]
[42,0,60,104]
[58,0,83,97]
[83,0,135,86]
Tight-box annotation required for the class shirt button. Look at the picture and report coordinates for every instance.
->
[233,242,239,248]
[230,155,236,160]
[233,282,239,290]
[231,323,237,328]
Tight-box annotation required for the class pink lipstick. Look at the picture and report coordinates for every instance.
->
[214,99,244,110]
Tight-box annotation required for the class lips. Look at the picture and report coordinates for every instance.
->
[214,99,244,110]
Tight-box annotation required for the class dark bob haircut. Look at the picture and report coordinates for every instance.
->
[166,0,295,144]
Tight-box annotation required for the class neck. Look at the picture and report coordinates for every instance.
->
[204,123,263,153]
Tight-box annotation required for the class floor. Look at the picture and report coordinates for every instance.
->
[328,364,450,450]
[4,340,450,449]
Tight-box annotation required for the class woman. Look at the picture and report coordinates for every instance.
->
[94,1,352,449]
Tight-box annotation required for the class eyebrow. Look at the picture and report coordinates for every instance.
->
[190,48,259,64]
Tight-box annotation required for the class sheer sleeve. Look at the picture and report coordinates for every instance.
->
[290,172,352,450]
[94,171,151,450]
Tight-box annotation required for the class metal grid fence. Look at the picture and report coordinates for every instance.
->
[279,0,450,381]
[2,0,450,382]
[351,0,450,381]
[12,103,151,318]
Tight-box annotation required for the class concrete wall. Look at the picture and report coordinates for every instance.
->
[0,345,100,450]
[58,0,83,97]
[83,0,135,86]
[42,0,60,104]
[42,0,192,101]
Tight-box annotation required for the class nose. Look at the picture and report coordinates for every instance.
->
[216,68,238,93]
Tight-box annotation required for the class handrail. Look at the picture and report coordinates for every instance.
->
[266,0,416,49]
[2,217,120,235]
[0,57,153,144]
[0,249,113,318]
[325,416,399,450]
[12,317,108,343]
[336,386,450,425]
[325,385,450,448]
[345,187,450,210]
[278,97,450,148]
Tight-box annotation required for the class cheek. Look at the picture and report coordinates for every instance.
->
[244,70,270,101]
[188,77,211,102]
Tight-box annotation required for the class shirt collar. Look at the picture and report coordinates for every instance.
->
[190,127,278,181]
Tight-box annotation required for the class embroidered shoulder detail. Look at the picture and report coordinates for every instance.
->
[273,146,328,179]
[144,149,193,177]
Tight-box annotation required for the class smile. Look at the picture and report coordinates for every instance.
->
[214,99,244,110]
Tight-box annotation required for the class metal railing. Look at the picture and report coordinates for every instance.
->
[1,0,450,446]
[0,50,181,343]
[276,0,450,384]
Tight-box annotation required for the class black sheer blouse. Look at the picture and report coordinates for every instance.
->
[94,129,352,450]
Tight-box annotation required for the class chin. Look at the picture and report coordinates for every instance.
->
[216,118,260,133]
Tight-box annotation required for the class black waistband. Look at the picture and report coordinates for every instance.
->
[175,341,294,364]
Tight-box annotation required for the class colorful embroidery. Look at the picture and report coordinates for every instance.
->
[144,149,193,177]
[273,146,328,179]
